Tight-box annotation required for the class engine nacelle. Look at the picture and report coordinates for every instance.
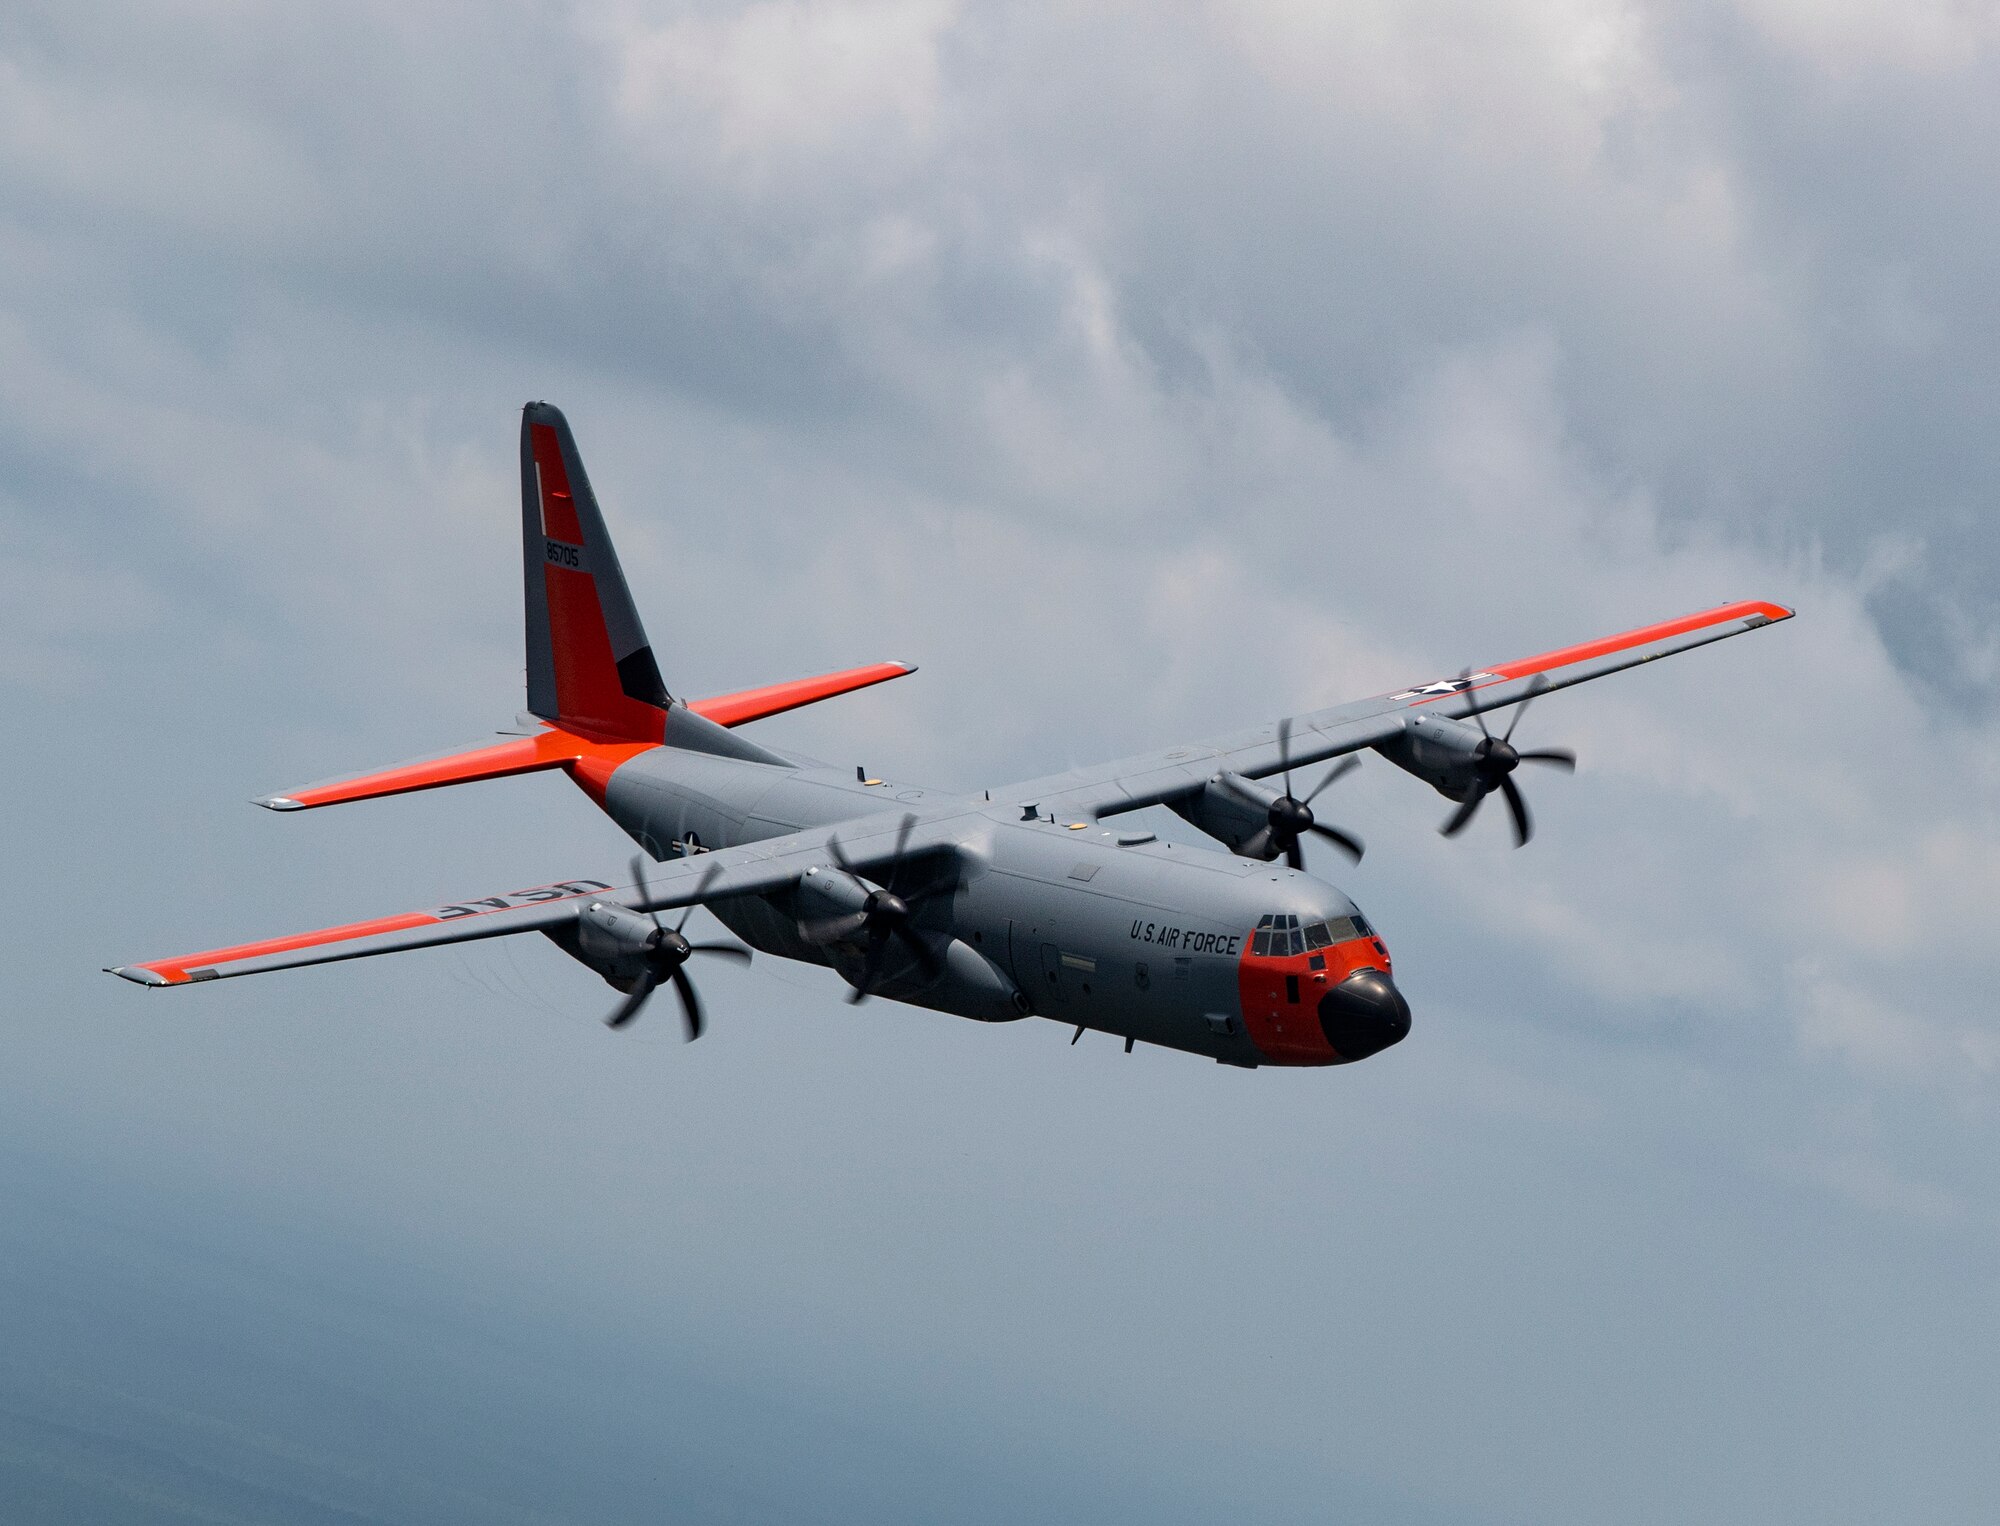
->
[1169,772,1284,859]
[794,863,872,929]
[795,865,1023,1019]
[544,898,660,989]
[1373,713,1489,801]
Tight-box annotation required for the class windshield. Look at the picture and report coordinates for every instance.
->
[1253,910,1374,956]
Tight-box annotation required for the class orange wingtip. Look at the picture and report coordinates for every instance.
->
[1489,600,1793,683]
[110,909,441,986]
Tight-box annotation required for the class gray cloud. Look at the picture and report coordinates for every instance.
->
[3,3,1997,1522]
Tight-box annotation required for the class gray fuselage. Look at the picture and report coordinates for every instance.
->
[598,745,1401,1067]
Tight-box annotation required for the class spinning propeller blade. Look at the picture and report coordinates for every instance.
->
[601,858,749,1037]
[816,813,953,1003]
[1227,719,1366,870]
[1438,677,1576,847]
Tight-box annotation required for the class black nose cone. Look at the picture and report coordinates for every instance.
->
[1318,969,1412,1062]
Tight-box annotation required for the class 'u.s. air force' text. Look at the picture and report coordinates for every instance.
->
[1130,921,1241,955]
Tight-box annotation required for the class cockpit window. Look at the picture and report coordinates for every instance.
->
[1302,912,1376,947]
[1253,913,1311,956]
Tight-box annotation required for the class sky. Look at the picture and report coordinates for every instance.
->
[2,1,1997,1521]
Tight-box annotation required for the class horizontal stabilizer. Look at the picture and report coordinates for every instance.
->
[684,660,916,727]
[256,661,917,811]
[254,729,653,811]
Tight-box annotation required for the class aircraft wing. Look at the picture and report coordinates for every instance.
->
[1004,599,1794,820]
[107,810,946,988]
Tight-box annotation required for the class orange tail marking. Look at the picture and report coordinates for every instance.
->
[262,662,916,812]
[686,661,916,727]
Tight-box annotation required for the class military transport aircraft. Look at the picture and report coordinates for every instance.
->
[108,404,1794,1068]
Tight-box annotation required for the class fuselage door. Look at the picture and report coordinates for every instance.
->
[1038,941,1067,1005]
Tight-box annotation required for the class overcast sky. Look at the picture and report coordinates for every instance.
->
[3,2,1997,1521]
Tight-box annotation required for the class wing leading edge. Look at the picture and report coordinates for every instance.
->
[1003,599,1794,820]
[107,811,957,988]
[114,600,1791,988]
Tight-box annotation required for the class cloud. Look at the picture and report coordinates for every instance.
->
[1733,0,2000,78]
[602,0,957,186]
[1792,958,2000,1088]
[5,4,2000,1521]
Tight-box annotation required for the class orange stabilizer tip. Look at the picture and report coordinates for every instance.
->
[254,732,588,812]
[686,661,917,728]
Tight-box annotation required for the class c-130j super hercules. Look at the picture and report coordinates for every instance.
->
[111,404,1793,1068]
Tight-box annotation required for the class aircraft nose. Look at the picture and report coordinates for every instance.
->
[1317,968,1412,1061]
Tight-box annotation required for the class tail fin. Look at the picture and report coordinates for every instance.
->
[521,401,670,742]
[251,404,922,814]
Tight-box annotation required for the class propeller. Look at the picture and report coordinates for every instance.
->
[1226,717,1365,870]
[803,812,953,1003]
[1438,677,1577,847]
[604,858,752,1038]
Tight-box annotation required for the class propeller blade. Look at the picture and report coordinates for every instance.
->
[1440,782,1488,839]
[825,831,866,887]
[630,855,665,934]
[1306,821,1365,863]
[669,965,704,1040]
[1277,716,1297,798]
[605,971,660,1029]
[1301,754,1358,806]
[1211,772,1266,810]
[899,870,960,907]
[669,862,725,933]
[886,812,919,891]
[1498,775,1533,847]
[689,942,753,965]
[1516,748,1577,771]
[892,922,945,982]
[1499,675,1551,745]
[1283,839,1305,872]
[827,814,928,895]
[1464,671,1493,740]
[847,932,893,1004]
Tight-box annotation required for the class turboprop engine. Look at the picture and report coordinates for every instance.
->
[796,812,1026,1020]
[541,859,751,1036]
[1373,712,1493,801]
[573,900,670,985]
[794,815,957,1004]
[1373,696,1576,847]
[1171,717,1365,870]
